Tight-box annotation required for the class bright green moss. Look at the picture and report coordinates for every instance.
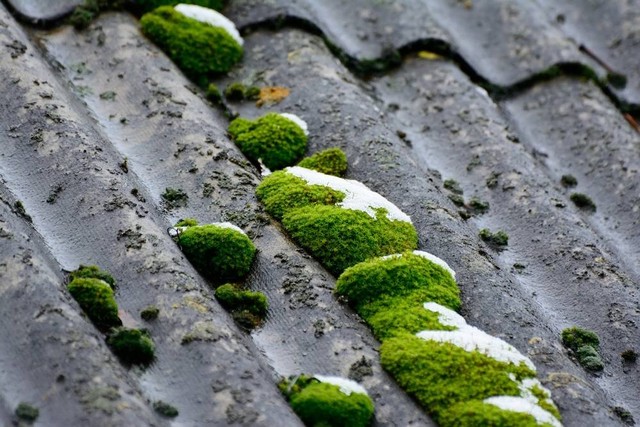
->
[283,206,418,276]
[335,252,460,317]
[135,0,226,14]
[67,278,121,330]
[380,334,535,418]
[365,299,455,340]
[177,224,256,282]
[297,148,348,177]
[530,386,561,420]
[280,376,374,427]
[561,327,599,351]
[107,327,155,366]
[215,284,268,317]
[439,400,553,427]
[70,265,116,289]
[140,6,242,85]
[175,217,199,227]
[256,170,345,220]
[228,113,307,170]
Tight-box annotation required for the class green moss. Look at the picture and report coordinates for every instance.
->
[468,197,489,215]
[140,6,242,85]
[439,400,552,427]
[335,252,460,318]
[107,327,155,366]
[280,376,374,427]
[365,299,455,340]
[175,217,199,227]
[206,83,223,104]
[561,327,599,351]
[140,305,160,321]
[215,284,268,317]
[67,278,121,330]
[530,386,561,420]
[135,0,226,14]
[380,334,535,417]
[576,345,604,371]
[570,193,596,212]
[224,82,248,101]
[153,400,179,418]
[228,113,307,170]
[560,174,577,188]
[622,350,637,363]
[256,170,345,220]
[70,265,116,289]
[443,179,463,195]
[283,206,418,276]
[244,86,261,101]
[448,194,465,207]
[15,403,39,422]
[161,187,188,209]
[177,224,256,282]
[479,228,509,248]
[297,148,348,177]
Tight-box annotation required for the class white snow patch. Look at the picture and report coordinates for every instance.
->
[174,4,243,46]
[258,158,272,177]
[313,375,369,396]
[484,396,562,427]
[211,222,246,235]
[285,166,412,223]
[381,251,455,279]
[279,113,309,136]
[417,303,536,370]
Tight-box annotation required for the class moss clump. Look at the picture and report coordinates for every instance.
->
[68,278,121,330]
[140,305,160,321]
[279,376,374,427]
[297,148,348,177]
[215,284,268,330]
[443,179,463,195]
[228,113,308,170]
[380,334,535,418]
[283,206,418,276]
[107,327,155,366]
[206,83,223,104]
[561,327,604,372]
[622,350,637,363]
[70,265,116,289]
[479,228,509,248]
[365,299,455,340]
[439,400,549,427]
[560,174,577,188]
[161,187,188,209]
[153,400,179,418]
[134,0,226,14]
[256,170,345,220]
[15,403,39,422]
[223,82,260,101]
[140,6,242,85]
[176,224,256,282]
[468,197,489,215]
[570,193,596,212]
[175,217,199,227]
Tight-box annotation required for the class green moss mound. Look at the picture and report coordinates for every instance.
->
[107,328,155,366]
[365,299,455,340]
[283,206,417,276]
[67,278,121,330]
[297,148,348,176]
[215,284,268,317]
[135,0,226,14]
[380,334,535,417]
[177,224,256,282]
[256,170,345,220]
[561,326,599,350]
[439,400,552,427]
[70,265,116,289]
[335,252,460,318]
[280,376,374,427]
[15,403,39,422]
[228,113,307,170]
[175,217,199,227]
[140,6,242,84]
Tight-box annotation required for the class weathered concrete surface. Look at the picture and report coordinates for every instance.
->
[219,28,625,425]
[34,13,435,426]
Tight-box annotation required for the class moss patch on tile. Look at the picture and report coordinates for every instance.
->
[439,400,553,427]
[107,327,155,366]
[67,278,121,330]
[70,264,116,289]
[215,283,268,329]
[297,148,348,176]
[561,326,604,371]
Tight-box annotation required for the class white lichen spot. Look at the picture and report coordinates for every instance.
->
[279,113,309,136]
[484,396,562,427]
[382,251,455,279]
[417,303,536,370]
[313,375,369,397]
[174,4,243,46]
[285,166,412,223]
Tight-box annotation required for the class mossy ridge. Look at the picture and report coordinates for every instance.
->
[176,224,256,282]
[70,264,116,289]
[135,0,226,14]
[140,6,242,85]
[279,375,374,427]
[283,205,418,276]
[297,148,348,177]
[67,278,121,330]
[107,327,155,366]
[256,170,345,220]
[228,113,308,170]
[439,400,555,427]
[380,334,535,419]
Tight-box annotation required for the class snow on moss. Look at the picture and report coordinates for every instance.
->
[383,251,455,279]
[313,375,369,397]
[174,4,243,45]
[484,396,562,427]
[169,221,245,236]
[418,303,535,370]
[280,113,309,136]
[286,166,412,223]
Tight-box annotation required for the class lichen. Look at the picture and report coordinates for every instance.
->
[140,6,242,85]
[67,278,121,330]
[107,327,155,366]
[228,113,308,170]
[70,265,116,289]
[297,148,348,177]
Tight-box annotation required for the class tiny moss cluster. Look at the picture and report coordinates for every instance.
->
[297,148,348,176]
[107,327,155,366]
[215,283,268,329]
[174,221,256,282]
[279,375,374,427]
[140,6,242,85]
[228,113,308,170]
[15,403,39,422]
[224,82,261,101]
[70,264,116,289]
[570,192,596,212]
[561,327,604,371]
[154,400,179,418]
[68,277,121,330]
[479,228,509,248]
